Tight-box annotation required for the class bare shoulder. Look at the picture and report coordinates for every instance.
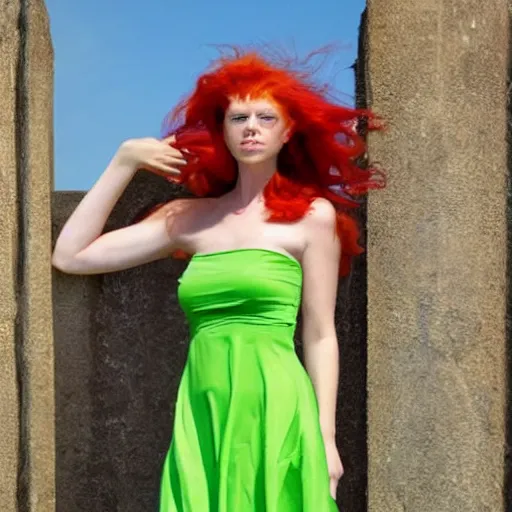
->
[303,197,338,239]
[135,196,209,251]
[165,196,216,247]
[308,196,337,219]
[299,197,340,270]
[140,196,207,222]
[165,197,202,218]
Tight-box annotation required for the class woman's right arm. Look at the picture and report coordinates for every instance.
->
[52,136,187,275]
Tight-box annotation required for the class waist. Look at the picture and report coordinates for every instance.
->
[189,314,295,334]
[189,320,297,350]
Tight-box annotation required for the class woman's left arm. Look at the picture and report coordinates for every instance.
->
[300,197,344,495]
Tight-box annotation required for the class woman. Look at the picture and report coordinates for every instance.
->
[52,49,384,511]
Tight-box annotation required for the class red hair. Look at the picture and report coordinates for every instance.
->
[161,48,385,276]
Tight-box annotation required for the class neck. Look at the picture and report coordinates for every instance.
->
[227,159,277,210]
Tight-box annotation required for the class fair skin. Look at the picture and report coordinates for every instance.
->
[52,97,344,498]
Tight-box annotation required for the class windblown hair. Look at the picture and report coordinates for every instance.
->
[161,48,385,276]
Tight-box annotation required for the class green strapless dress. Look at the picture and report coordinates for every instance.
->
[159,249,338,511]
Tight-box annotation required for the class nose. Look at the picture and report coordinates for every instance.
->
[245,113,258,132]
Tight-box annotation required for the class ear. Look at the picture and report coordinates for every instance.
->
[282,122,295,144]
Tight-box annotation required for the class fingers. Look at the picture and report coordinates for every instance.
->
[163,144,188,164]
[330,479,337,500]
[330,476,340,500]
[162,134,176,144]
[149,165,181,179]
[156,160,183,175]
[132,136,191,178]
[167,156,188,166]
[144,159,186,178]
[160,152,188,167]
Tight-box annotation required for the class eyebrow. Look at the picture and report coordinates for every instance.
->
[228,109,278,116]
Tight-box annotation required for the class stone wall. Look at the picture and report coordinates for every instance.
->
[364,1,509,510]
[0,1,55,510]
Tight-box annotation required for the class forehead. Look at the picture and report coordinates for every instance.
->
[226,96,280,113]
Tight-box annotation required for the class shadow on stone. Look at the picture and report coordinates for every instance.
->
[53,173,191,511]
[505,21,512,511]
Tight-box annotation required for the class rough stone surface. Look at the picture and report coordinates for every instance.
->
[364,1,508,511]
[53,175,190,512]
[0,1,22,510]
[506,10,512,509]
[52,193,100,512]
[0,1,54,511]
[332,253,368,512]
[18,2,55,511]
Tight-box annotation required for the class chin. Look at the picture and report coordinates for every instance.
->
[238,155,267,165]
[235,151,278,166]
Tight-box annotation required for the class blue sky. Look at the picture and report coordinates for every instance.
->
[46,0,366,190]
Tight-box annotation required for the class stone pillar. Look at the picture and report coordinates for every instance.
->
[1,1,23,509]
[0,1,55,510]
[364,1,508,511]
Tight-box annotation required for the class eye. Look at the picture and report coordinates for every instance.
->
[259,114,278,126]
[230,115,247,123]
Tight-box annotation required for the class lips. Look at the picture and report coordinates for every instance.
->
[240,139,263,150]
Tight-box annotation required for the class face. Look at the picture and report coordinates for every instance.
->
[223,97,292,165]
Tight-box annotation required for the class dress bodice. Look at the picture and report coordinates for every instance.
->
[177,248,303,337]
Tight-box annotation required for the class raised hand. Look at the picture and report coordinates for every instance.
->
[115,135,187,180]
